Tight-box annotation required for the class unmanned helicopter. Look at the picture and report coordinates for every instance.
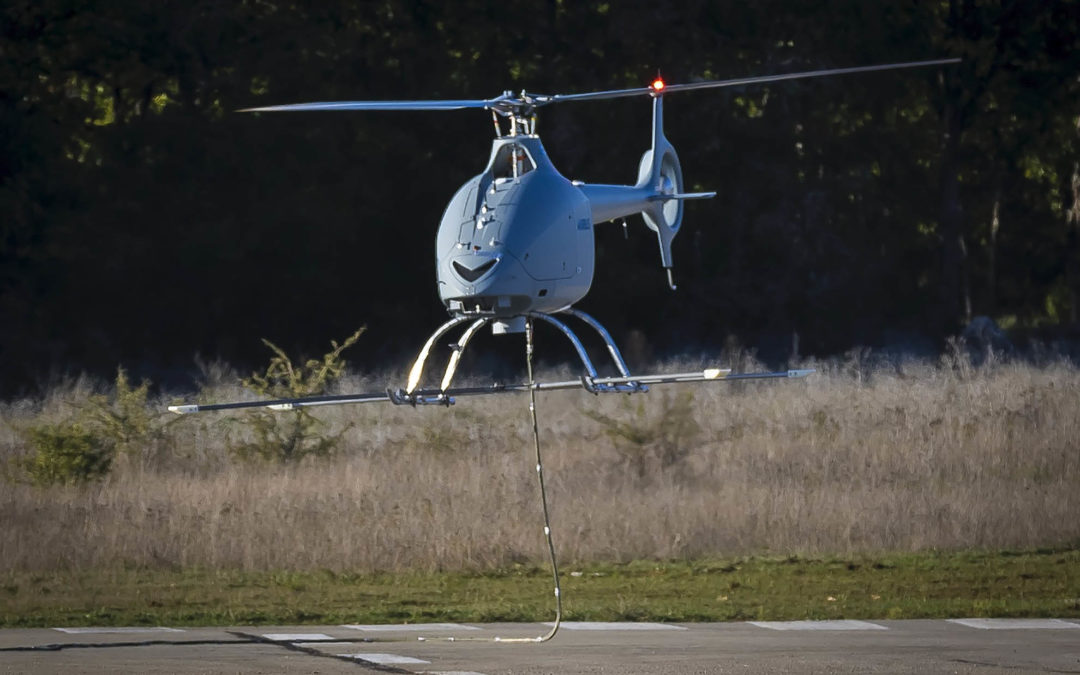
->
[169,57,958,415]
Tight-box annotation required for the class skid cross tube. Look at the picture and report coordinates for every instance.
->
[402,310,621,404]
[527,312,599,379]
[393,309,639,406]
[405,315,473,395]
[558,307,633,378]
[440,318,490,392]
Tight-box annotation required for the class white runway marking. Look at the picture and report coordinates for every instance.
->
[261,632,336,641]
[748,620,888,631]
[295,642,358,648]
[340,652,431,664]
[543,621,687,631]
[947,618,1080,630]
[52,627,185,634]
[343,622,480,632]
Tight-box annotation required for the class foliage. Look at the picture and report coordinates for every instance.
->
[12,368,167,485]
[584,390,701,479]
[19,423,112,486]
[229,328,364,463]
[244,329,364,398]
[82,368,168,458]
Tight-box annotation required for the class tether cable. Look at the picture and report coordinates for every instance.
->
[419,316,562,643]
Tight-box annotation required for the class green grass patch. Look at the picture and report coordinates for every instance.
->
[3,549,1078,628]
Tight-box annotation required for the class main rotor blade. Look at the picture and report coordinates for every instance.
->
[239,59,957,115]
[541,58,959,106]
[238,99,498,113]
[540,87,653,104]
[660,58,960,95]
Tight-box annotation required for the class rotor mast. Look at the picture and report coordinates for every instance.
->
[490,91,537,137]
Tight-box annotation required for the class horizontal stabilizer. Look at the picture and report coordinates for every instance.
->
[167,368,813,413]
[647,191,717,201]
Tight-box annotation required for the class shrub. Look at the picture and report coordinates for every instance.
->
[83,368,168,459]
[583,389,701,479]
[228,328,364,463]
[20,423,112,485]
[12,368,169,485]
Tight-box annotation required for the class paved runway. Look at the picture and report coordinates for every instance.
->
[2,619,1078,674]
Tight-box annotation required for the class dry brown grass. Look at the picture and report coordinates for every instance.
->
[2,356,1078,573]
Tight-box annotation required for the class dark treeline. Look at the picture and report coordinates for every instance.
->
[2,1,1079,395]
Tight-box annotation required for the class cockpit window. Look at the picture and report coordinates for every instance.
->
[492,143,535,180]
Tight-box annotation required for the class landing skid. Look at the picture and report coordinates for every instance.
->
[168,309,812,414]
[396,308,644,406]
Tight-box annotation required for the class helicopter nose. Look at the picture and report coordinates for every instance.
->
[451,254,499,282]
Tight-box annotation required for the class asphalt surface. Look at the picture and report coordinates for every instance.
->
[2,619,1078,674]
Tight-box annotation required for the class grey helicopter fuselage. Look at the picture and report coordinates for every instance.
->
[436,95,695,325]
[436,136,593,318]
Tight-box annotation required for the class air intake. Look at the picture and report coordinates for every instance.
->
[453,258,497,282]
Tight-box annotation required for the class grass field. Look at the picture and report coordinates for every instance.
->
[1,352,1079,625]
[2,549,1078,628]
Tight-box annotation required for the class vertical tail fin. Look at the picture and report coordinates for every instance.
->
[638,94,710,289]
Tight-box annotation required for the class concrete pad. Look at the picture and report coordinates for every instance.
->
[5,620,1080,674]
[543,621,687,630]
[260,632,336,641]
[748,619,888,631]
[947,618,1080,630]
[343,622,480,632]
[52,627,185,634]
[339,651,431,664]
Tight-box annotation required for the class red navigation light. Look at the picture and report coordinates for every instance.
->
[652,78,665,92]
